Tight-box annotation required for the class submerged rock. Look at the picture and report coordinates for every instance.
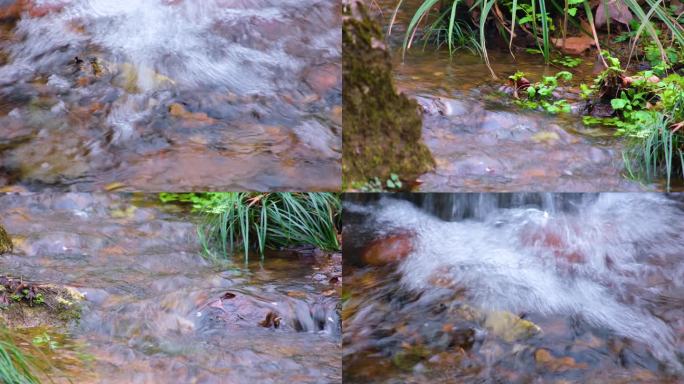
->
[342,1,434,185]
[361,232,414,266]
[0,223,12,254]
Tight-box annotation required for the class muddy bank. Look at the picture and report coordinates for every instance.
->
[0,193,341,383]
[0,1,341,191]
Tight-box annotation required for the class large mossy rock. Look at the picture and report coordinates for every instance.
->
[0,224,12,254]
[342,1,434,186]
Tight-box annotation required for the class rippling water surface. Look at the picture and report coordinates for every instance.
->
[0,193,341,383]
[0,0,341,190]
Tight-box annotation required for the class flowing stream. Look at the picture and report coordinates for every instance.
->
[0,0,341,191]
[373,0,675,191]
[0,193,341,383]
[343,193,684,383]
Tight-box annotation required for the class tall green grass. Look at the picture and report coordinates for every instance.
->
[0,328,41,384]
[395,0,684,74]
[161,193,342,261]
[622,112,684,190]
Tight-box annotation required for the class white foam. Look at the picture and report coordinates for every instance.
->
[369,195,683,368]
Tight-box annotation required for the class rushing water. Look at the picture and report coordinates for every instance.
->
[343,193,684,383]
[0,193,341,383]
[0,0,341,191]
[370,0,673,191]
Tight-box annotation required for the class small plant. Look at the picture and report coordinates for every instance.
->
[32,334,59,351]
[514,71,573,114]
[386,173,403,189]
[552,56,583,68]
[360,174,403,192]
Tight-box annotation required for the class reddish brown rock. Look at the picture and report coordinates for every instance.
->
[305,64,340,95]
[361,232,414,266]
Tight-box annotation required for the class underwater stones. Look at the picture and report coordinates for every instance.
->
[361,232,414,266]
[484,311,542,343]
[304,63,340,95]
[535,348,588,372]
[342,1,434,185]
[0,224,12,254]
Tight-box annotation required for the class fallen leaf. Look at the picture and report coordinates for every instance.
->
[595,0,632,27]
[551,36,595,55]
[259,311,281,328]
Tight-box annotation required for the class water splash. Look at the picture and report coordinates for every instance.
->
[359,194,684,371]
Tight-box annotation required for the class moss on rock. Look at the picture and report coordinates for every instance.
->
[0,277,84,329]
[342,1,434,186]
[0,224,12,255]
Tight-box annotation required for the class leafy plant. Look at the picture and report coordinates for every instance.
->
[552,55,582,68]
[514,70,573,113]
[360,173,404,191]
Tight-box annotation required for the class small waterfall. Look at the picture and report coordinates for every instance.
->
[344,193,684,374]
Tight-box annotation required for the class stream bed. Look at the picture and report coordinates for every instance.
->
[0,0,341,191]
[0,193,341,383]
[374,0,661,192]
[343,193,684,383]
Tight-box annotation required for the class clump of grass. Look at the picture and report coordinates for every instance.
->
[161,193,341,261]
[620,109,684,189]
[0,328,41,384]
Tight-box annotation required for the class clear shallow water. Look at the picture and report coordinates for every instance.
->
[0,0,341,191]
[343,193,684,383]
[374,0,667,191]
[0,193,341,383]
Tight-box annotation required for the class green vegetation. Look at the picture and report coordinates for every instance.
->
[354,173,404,192]
[509,70,573,113]
[394,0,684,75]
[0,225,12,255]
[574,51,684,188]
[160,193,341,261]
[0,328,40,384]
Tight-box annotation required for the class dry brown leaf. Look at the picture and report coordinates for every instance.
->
[595,0,633,27]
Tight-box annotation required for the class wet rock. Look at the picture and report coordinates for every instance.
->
[0,276,84,329]
[361,232,414,266]
[0,0,22,20]
[304,63,340,95]
[0,224,12,254]
[484,311,542,342]
[259,311,282,328]
[535,348,588,371]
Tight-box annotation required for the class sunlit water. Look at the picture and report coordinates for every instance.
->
[372,0,672,191]
[343,193,684,383]
[0,193,341,383]
[0,0,341,191]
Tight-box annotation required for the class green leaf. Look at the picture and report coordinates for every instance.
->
[611,98,629,110]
